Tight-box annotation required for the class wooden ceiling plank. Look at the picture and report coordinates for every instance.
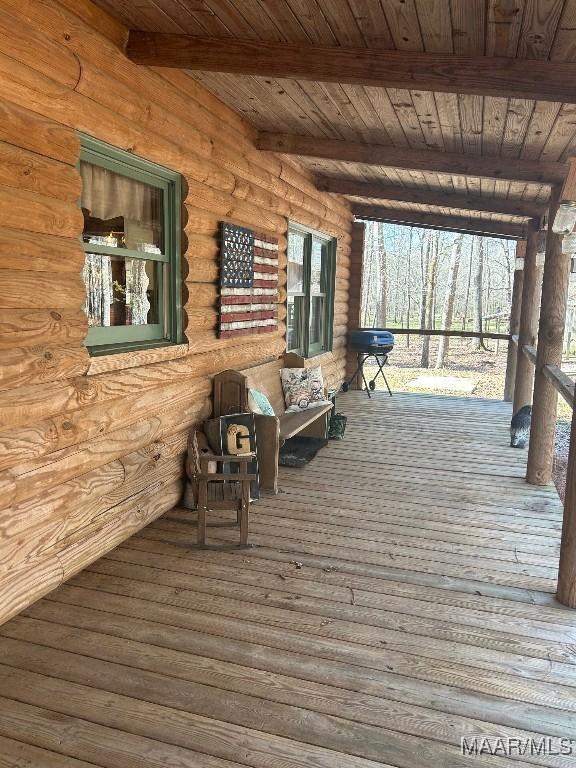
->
[450,0,486,54]
[339,85,394,145]
[519,101,562,160]
[150,0,207,34]
[381,0,424,51]
[363,86,411,148]
[314,0,366,47]
[352,203,527,237]
[516,0,566,59]
[256,132,567,184]
[251,0,312,42]
[486,0,525,57]
[387,89,428,150]
[433,92,464,154]
[481,96,508,155]
[198,0,259,38]
[346,0,395,49]
[296,81,361,141]
[415,0,453,53]
[126,32,576,102]
[551,0,576,59]
[501,98,535,158]
[540,103,576,161]
[457,94,483,198]
[274,79,341,138]
[283,0,337,44]
[184,5,233,36]
[317,176,546,217]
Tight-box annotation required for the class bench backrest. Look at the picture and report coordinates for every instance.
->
[213,354,308,418]
[244,359,286,415]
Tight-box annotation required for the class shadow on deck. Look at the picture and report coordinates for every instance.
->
[0,391,575,768]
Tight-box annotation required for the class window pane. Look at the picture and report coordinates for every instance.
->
[81,161,164,253]
[310,238,324,295]
[287,295,304,351]
[287,230,305,293]
[83,252,160,327]
[309,295,325,348]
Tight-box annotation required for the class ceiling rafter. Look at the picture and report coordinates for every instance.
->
[126,32,576,103]
[317,177,547,219]
[256,132,566,185]
[352,204,531,239]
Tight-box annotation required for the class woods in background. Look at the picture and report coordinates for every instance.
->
[360,221,516,368]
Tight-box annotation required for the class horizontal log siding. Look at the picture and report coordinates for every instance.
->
[0,0,353,625]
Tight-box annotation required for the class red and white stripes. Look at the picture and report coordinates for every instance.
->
[219,232,279,339]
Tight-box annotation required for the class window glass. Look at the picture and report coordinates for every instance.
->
[79,135,182,355]
[81,162,164,252]
[287,230,306,293]
[286,224,335,357]
[310,238,323,295]
[309,295,325,348]
[82,254,160,328]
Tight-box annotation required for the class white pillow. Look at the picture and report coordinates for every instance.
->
[280,366,331,412]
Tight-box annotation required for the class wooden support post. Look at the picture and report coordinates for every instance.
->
[346,221,365,390]
[527,186,571,485]
[558,404,576,606]
[504,240,526,402]
[513,227,542,414]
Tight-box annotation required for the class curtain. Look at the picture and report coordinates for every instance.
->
[80,161,161,231]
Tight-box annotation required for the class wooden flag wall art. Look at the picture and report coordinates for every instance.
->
[219,222,279,339]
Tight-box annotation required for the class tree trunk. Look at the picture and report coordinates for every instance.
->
[471,236,486,350]
[436,236,463,368]
[406,228,413,347]
[419,233,431,365]
[421,232,439,368]
[377,222,387,326]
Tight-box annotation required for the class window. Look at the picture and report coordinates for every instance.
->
[79,134,182,356]
[287,223,336,357]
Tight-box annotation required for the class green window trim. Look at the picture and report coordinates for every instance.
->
[287,221,336,358]
[79,133,183,357]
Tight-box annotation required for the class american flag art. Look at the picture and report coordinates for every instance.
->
[219,222,279,339]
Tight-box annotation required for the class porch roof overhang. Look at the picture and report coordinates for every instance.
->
[93,0,576,238]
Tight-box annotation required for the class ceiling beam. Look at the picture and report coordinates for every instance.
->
[258,133,566,185]
[317,177,546,219]
[352,204,529,239]
[126,33,576,104]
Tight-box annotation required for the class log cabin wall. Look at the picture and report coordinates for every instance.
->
[0,0,353,625]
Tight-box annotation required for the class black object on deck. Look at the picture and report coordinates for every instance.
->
[343,330,394,398]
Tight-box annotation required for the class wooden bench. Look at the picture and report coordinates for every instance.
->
[212,353,333,493]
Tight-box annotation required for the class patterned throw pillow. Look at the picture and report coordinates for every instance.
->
[280,366,331,412]
[248,388,275,416]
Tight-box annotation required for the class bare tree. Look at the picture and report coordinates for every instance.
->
[471,235,486,350]
[421,231,439,368]
[377,222,387,326]
[436,235,463,368]
[405,228,413,347]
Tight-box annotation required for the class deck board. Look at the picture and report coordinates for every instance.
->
[1,391,575,767]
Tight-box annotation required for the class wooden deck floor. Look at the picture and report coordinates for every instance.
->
[1,391,576,768]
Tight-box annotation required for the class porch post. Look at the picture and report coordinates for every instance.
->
[558,405,576,606]
[503,239,526,402]
[346,221,365,389]
[513,226,542,414]
[526,185,571,485]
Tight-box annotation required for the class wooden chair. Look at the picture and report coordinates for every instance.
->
[185,430,255,547]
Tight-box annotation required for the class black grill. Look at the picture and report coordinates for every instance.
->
[343,329,394,398]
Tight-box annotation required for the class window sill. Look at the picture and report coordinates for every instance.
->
[87,342,189,375]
